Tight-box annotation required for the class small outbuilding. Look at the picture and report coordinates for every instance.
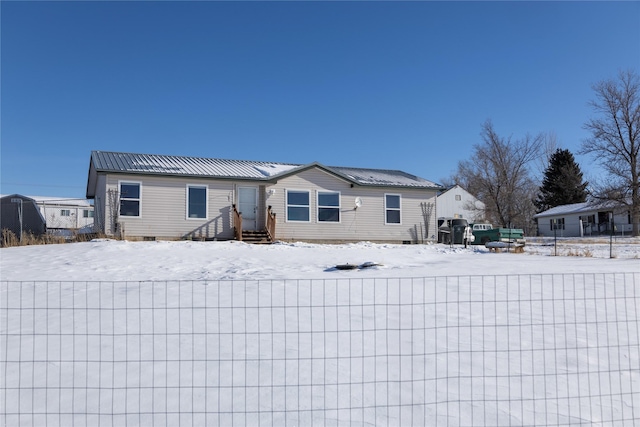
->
[0,194,46,240]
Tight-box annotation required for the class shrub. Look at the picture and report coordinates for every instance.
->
[0,228,104,247]
[1,229,18,248]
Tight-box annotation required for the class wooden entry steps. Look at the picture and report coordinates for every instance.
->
[241,230,272,244]
[233,205,277,244]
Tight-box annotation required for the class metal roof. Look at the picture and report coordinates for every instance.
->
[328,166,439,188]
[90,151,301,180]
[88,151,441,190]
[533,201,618,218]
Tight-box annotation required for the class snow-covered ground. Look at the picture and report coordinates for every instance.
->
[1,239,639,426]
[0,237,638,282]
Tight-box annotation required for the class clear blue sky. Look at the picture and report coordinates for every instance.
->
[2,1,639,199]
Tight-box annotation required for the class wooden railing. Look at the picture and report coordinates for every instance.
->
[266,205,276,242]
[232,204,242,241]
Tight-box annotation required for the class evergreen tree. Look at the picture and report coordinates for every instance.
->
[535,149,588,212]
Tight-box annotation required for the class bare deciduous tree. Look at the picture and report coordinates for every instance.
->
[582,69,640,236]
[452,120,543,232]
[533,131,560,178]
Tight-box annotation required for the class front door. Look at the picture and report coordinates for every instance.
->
[238,187,258,231]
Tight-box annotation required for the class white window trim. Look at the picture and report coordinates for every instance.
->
[118,180,142,218]
[317,190,341,224]
[285,189,311,223]
[384,193,402,225]
[186,184,209,220]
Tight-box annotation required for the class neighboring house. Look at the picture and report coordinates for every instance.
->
[0,194,46,238]
[533,201,634,237]
[436,185,485,224]
[86,151,443,243]
[30,196,94,231]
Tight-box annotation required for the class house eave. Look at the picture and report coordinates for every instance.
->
[268,162,354,185]
[90,167,444,191]
[86,151,443,192]
[91,168,276,182]
[533,201,620,219]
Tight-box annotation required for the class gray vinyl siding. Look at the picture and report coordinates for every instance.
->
[267,168,438,243]
[103,173,238,239]
[96,168,438,242]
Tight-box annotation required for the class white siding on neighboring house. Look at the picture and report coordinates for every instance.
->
[29,197,94,231]
[436,185,484,222]
[537,213,583,238]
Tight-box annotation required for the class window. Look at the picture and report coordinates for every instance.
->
[83,209,94,218]
[455,195,462,201]
[550,218,565,230]
[579,214,594,225]
[318,191,340,222]
[60,210,71,217]
[119,182,141,217]
[385,194,401,224]
[187,185,207,219]
[287,190,310,222]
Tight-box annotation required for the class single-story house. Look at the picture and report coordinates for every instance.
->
[0,194,46,239]
[29,196,94,232]
[86,151,443,243]
[436,184,485,224]
[533,201,634,237]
